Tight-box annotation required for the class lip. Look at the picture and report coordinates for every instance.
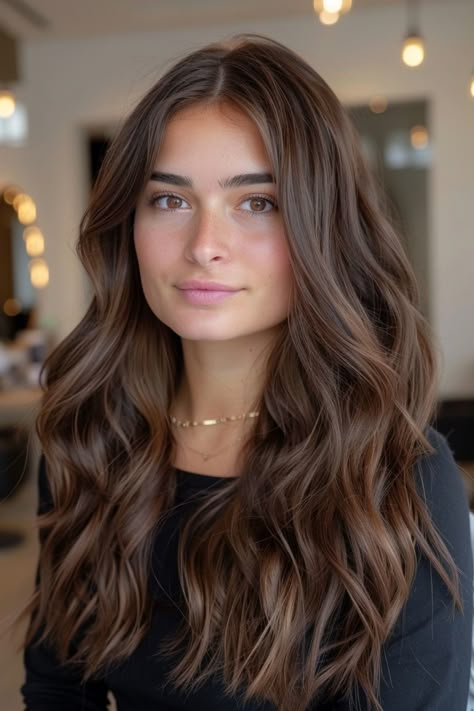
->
[176,287,242,305]
[176,280,241,291]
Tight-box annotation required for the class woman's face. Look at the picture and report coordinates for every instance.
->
[133,102,293,344]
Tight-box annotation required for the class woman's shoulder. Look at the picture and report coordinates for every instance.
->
[410,425,472,625]
[414,425,471,532]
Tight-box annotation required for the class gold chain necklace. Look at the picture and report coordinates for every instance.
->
[175,434,245,462]
[169,411,259,428]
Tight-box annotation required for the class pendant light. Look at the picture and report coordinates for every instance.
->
[313,0,352,25]
[0,25,19,118]
[402,0,425,67]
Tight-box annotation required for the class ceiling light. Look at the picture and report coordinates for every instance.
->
[402,34,425,67]
[0,89,15,118]
[402,0,425,67]
[0,25,19,116]
[313,0,352,24]
[313,0,352,13]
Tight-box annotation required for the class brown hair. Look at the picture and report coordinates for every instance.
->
[13,34,460,710]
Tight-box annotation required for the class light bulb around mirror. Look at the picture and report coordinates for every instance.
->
[29,258,49,289]
[18,199,37,225]
[26,231,45,256]
[23,225,43,241]
[3,297,22,317]
[13,192,30,211]
[3,185,21,204]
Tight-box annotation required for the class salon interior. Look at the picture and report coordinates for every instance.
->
[0,0,473,708]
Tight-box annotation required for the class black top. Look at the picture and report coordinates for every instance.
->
[21,427,473,710]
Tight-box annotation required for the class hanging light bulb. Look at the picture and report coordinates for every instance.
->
[313,0,352,24]
[402,34,425,67]
[0,89,15,118]
[402,0,425,67]
[323,0,342,10]
[313,0,352,12]
[470,70,474,98]
[0,27,19,117]
[319,10,340,25]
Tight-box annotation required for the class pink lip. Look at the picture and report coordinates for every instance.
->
[177,288,241,305]
[176,280,240,291]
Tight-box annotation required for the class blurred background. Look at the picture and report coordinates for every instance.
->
[0,0,473,708]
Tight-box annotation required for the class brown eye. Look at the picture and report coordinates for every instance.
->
[150,194,191,210]
[240,196,276,214]
[166,196,183,209]
[250,198,266,211]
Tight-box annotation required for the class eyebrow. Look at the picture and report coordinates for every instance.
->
[149,171,275,189]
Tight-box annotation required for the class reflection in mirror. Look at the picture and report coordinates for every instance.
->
[0,197,35,340]
[349,100,430,319]
[0,187,48,390]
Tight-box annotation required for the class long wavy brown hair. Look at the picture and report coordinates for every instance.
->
[12,34,461,710]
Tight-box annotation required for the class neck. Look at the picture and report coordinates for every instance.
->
[171,328,280,422]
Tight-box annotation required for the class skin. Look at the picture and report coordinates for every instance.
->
[133,102,293,472]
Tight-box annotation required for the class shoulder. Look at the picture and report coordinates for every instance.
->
[414,426,471,560]
[373,427,474,709]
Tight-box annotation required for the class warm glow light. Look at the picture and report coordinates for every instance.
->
[470,74,474,98]
[369,95,388,113]
[410,125,429,150]
[29,258,49,288]
[3,297,22,317]
[319,10,340,24]
[313,0,352,12]
[23,225,42,241]
[18,199,37,224]
[26,230,45,256]
[323,0,343,11]
[402,35,425,67]
[0,90,16,118]
[3,185,21,204]
[13,192,30,210]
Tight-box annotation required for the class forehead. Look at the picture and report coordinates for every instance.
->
[154,102,271,171]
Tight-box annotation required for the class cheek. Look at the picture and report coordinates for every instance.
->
[259,233,293,288]
[133,222,176,272]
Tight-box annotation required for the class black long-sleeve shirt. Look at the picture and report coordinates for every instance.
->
[21,427,473,710]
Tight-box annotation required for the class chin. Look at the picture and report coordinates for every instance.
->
[173,328,244,342]
[163,318,252,342]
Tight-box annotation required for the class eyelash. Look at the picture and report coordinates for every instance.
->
[147,192,278,215]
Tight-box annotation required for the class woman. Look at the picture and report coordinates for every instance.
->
[17,34,472,710]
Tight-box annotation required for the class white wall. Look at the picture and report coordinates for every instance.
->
[1,0,473,397]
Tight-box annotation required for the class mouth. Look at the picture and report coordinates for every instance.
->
[176,287,242,305]
[176,280,241,292]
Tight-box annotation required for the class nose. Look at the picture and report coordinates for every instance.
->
[184,208,231,266]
